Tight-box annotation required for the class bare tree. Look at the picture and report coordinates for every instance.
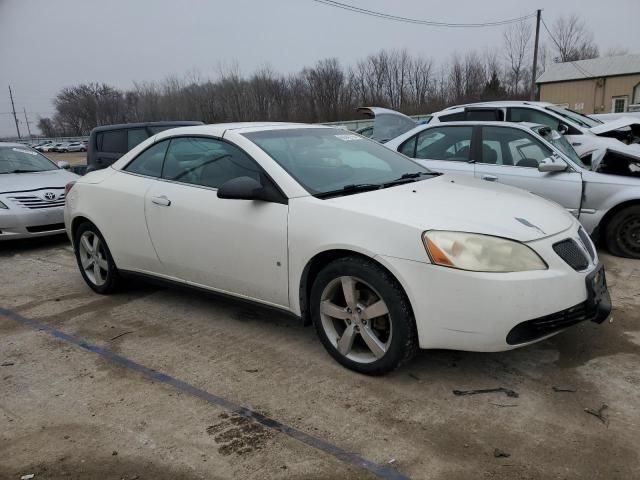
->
[37,46,555,136]
[503,21,532,96]
[551,14,599,62]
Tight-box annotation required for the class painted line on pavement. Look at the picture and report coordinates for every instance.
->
[0,306,409,480]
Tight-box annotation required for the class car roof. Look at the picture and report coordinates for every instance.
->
[422,120,542,129]
[90,120,204,133]
[440,101,555,112]
[153,122,334,140]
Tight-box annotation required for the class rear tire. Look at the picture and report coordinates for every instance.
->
[74,222,121,294]
[605,206,640,259]
[310,256,418,375]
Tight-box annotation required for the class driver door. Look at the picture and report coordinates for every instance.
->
[474,126,582,214]
[144,136,289,307]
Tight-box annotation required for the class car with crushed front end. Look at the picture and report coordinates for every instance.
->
[64,123,611,375]
[0,143,79,240]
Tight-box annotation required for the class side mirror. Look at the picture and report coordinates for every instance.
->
[538,157,567,173]
[217,176,266,201]
[557,123,569,135]
[57,161,70,170]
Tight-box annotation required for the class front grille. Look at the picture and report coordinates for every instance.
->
[26,223,65,233]
[8,192,65,209]
[506,300,597,345]
[553,238,589,270]
[578,227,596,261]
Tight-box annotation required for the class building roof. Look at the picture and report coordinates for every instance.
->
[536,54,640,84]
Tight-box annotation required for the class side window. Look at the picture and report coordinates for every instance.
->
[508,108,560,130]
[466,109,504,121]
[98,130,127,153]
[162,137,260,188]
[127,129,149,150]
[482,126,552,168]
[123,140,169,177]
[398,136,416,157]
[438,112,465,122]
[414,126,473,161]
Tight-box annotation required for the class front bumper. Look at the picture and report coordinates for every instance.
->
[378,231,611,352]
[0,206,66,240]
[506,264,611,344]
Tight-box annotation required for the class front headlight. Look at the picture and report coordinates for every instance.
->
[422,231,547,272]
[0,200,8,209]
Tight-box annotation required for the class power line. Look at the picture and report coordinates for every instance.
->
[311,0,536,28]
[540,17,595,78]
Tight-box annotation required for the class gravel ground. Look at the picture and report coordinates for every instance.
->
[45,152,87,166]
[0,236,638,480]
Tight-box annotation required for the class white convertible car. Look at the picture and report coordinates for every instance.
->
[0,143,78,240]
[64,123,611,374]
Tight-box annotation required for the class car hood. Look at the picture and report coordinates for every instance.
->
[589,116,640,135]
[0,169,79,194]
[326,174,574,242]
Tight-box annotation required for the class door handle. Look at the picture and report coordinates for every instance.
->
[481,174,498,182]
[151,195,171,206]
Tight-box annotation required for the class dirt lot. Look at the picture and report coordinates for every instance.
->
[46,152,87,166]
[0,237,639,480]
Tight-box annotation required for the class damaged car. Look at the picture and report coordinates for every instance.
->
[426,101,640,152]
[361,107,640,259]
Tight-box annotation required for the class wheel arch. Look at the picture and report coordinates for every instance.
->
[594,199,640,241]
[297,248,413,326]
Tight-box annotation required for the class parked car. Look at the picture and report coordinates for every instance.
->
[371,113,640,258]
[86,121,203,172]
[425,101,640,164]
[36,142,59,152]
[59,142,86,153]
[65,123,611,374]
[0,143,79,239]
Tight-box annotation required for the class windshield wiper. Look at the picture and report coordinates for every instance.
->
[315,183,382,199]
[383,171,441,187]
[1,169,43,174]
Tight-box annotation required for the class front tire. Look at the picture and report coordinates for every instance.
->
[74,222,120,294]
[310,256,418,375]
[605,206,640,259]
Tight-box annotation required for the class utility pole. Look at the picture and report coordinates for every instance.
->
[8,85,21,139]
[23,107,32,139]
[530,9,542,101]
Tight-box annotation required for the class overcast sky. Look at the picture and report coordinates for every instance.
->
[1,0,638,137]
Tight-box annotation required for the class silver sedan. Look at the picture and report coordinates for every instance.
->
[381,120,640,259]
[0,143,79,240]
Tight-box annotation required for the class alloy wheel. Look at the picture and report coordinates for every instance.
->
[78,231,109,286]
[319,276,392,363]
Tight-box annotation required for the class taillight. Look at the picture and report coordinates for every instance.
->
[64,181,76,197]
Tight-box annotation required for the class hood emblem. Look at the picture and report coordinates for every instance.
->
[43,192,57,201]
[515,217,546,235]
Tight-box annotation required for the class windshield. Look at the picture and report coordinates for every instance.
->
[243,128,432,196]
[533,126,589,169]
[546,106,602,128]
[0,146,58,173]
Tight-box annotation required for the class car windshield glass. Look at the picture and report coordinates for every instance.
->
[243,128,433,196]
[545,106,602,128]
[0,146,57,173]
[533,126,588,168]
